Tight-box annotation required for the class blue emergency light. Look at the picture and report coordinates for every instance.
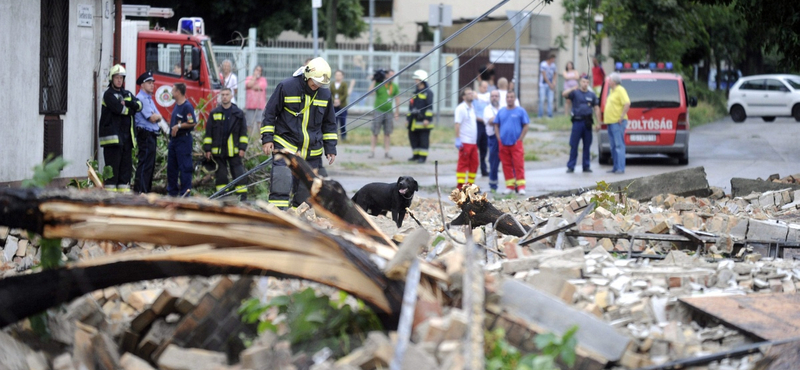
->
[178,17,205,35]
[614,61,675,72]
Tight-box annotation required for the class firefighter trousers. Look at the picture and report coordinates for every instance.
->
[456,143,479,189]
[103,126,133,192]
[214,155,248,201]
[268,156,327,209]
[408,128,431,160]
[499,141,526,191]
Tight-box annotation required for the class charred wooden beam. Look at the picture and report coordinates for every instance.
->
[448,184,530,237]
[0,187,454,328]
[276,149,396,247]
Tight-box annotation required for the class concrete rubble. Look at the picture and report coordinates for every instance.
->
[2,172,800,369]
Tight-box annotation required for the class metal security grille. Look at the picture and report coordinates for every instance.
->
[43,116,64,160]
[39,0,69,114]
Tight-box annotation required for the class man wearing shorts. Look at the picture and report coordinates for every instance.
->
[370,69,400,158]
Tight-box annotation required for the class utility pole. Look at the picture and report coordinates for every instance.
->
[429,4,451,125]
[507,10,531,98]
[368,0,374,74]
[312,0,321,57]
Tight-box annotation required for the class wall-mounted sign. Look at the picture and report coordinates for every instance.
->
[78,4,93,27]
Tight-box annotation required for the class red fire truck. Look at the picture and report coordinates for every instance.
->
[120,16,222,121]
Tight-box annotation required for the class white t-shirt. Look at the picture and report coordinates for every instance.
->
[221,72,238,104]
[454,101,478,144]
[483,104,500,136]
[498,90,521,110]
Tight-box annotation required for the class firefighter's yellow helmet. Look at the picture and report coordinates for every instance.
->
[109,64,127,81]
[304,57,331,88]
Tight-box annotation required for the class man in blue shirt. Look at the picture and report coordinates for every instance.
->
[493,91,530,195]
[167,83,197,196]
[133,71,162,193]
[562,74,601,173]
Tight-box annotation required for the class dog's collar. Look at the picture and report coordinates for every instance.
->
[401,191,414,200]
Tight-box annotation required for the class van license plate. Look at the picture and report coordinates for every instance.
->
[629,134,657,142]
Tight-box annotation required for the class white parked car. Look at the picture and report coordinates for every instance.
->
[727,74,800,122]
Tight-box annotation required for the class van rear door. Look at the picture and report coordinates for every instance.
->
[621,78,681,146]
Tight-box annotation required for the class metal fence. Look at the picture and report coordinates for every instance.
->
[213,46,460,114]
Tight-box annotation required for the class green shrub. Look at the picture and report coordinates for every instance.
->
[238,288,383,358]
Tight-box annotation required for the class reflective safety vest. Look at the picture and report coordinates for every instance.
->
[99,86,141,147]
[407,83,434,131]
[203,104,248,157]
[260,75,338,159]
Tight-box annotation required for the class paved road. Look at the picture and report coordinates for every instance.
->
[327,116,800,198]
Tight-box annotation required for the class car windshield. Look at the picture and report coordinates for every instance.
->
[785,78,800,90]
[620,79,681,108]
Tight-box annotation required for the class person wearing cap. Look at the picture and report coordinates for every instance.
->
[133,71,162,193]
[407,69,434,163]
[260,57,337,209]
[562,73,601,173]
[99,64,141,192]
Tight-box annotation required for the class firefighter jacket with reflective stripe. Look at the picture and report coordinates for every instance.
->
[407,82,434,131]
[203,104,248,157]
[99,86,142,147]
[260,75,338,158]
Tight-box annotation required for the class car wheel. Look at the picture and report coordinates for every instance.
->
[793,104,800,122]
[730,105,746,123]
[762,116,776,122]
[678,149,689,165]
[599,152,611,165]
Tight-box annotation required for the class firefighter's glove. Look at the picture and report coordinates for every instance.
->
[124,100,139,110]
[455,138,462,150]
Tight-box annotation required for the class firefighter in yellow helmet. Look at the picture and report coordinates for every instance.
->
[99,64,142,192]
[407,69,434,163]
[260,57,338,209]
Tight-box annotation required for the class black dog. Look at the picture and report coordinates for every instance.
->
[352,176,419,228]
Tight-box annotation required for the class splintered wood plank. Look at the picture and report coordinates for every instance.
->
[680,293,800,341]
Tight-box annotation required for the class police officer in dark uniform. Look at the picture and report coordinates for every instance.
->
[260,57,338,209]
[203,87,249,200]
[407,69,434,163]
[167,83,197,196]
[99,64,142,192]
[562,73,601,173]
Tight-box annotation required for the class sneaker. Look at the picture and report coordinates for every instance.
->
[517,189,526,195]
[501,188,512,195]
[583,168,593,173]
[566,168,575,173]
[368,152,375,158]
[385,153,393,159]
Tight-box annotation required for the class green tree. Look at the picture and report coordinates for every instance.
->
[698,0,800,73]
[142,0,366,45]
[598,0,701,63]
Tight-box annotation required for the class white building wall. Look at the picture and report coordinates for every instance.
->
[62,0,104,181]
[0,1,43,183]
[0,0,111,184]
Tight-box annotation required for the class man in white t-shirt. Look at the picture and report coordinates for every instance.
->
[220,59,238,104]
[538,54,556,118]
[454,87,478,189]
[483,90,502,192]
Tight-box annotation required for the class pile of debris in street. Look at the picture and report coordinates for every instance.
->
[1,159,800,370]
